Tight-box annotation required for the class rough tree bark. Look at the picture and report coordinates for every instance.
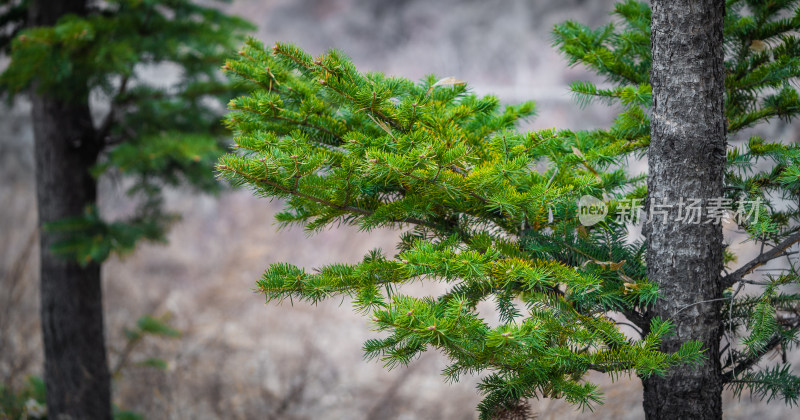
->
[30,0,112,418]
[642,1,726,419]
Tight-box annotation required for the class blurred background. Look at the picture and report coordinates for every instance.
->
[1,0,798,418]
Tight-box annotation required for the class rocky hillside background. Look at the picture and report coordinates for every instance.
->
[1,0,797,418]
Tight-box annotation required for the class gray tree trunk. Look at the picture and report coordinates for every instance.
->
[30,1,112,418]
[642,1,726,419]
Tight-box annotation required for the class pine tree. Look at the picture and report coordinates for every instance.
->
[0,1,252,418]
[219,1,800,418]
[554,0,800,417]
[217,40,695,420]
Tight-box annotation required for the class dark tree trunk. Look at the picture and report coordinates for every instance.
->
[642,1,727,419]
[30,1,112,419]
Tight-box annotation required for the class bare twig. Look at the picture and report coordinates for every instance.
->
[97,74,130,146]
[722,231,800,288]
[722,334,783,382]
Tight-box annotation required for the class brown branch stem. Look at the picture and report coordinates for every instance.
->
[722,231,800,288]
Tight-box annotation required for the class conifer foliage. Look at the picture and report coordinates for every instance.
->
[220,0,800,417]
[217,39,701,417]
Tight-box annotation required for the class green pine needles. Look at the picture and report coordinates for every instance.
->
[219,0,800,417]
[217,39,695,418]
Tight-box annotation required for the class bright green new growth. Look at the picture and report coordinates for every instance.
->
[217,38,701,417]
[220,0,800,416]
[0,0,254,265]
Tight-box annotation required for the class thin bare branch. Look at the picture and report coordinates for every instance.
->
[97,74,130,146]
[722,231,800,288]
[722,334,783,382]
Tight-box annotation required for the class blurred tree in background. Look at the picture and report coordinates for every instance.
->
[0,0,251,418]
[220,0,800,418]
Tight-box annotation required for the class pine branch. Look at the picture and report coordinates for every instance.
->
[723,334,783,382]
[219,164,440,230]
[722,231,800,288]
[273,113,345,144]
[259,276,396,299]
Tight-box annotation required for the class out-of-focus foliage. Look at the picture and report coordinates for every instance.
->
[0,376,46,419]
[0,313,180,420]
[0,0,254,265]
